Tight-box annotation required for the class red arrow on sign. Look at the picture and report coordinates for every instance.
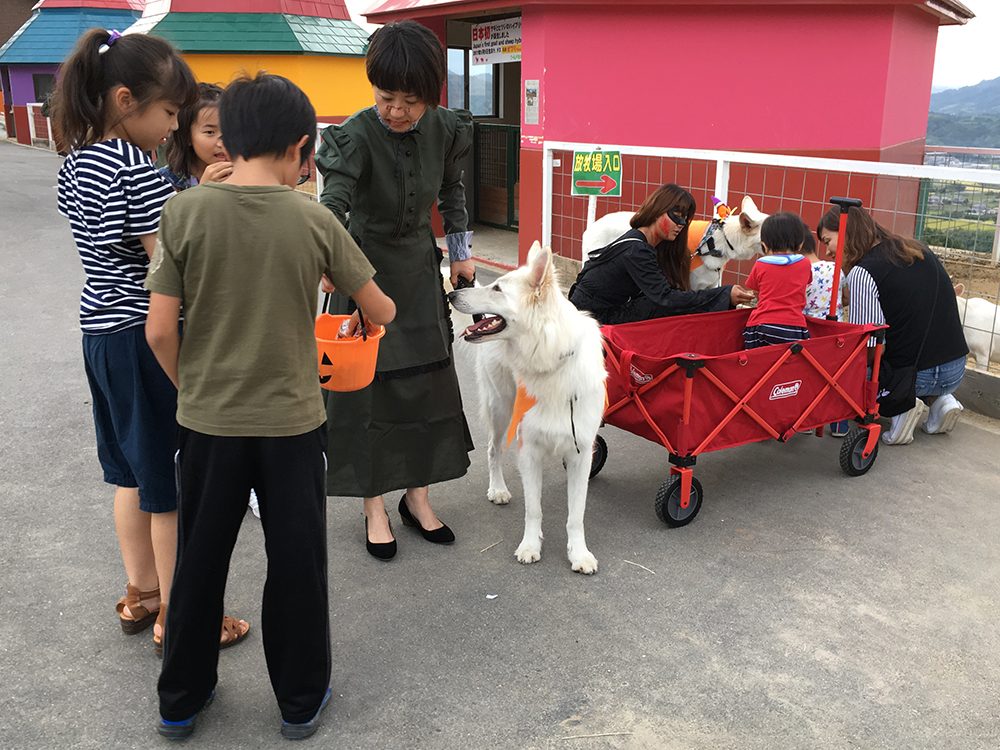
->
[574,174,618,194]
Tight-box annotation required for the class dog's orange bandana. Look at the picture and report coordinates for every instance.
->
[506,382,537,449]
[505,381,610,451]
[687,220,711,272]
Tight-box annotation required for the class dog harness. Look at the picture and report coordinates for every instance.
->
[686,201,739,273]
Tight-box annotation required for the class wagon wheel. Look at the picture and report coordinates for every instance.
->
[655,474,703,527]
[590,435,608,479]
[839,426,879,476]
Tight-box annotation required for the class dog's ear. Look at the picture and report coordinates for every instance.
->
[527,242,552,292]
[954,283,964,297]
[739,196,765,230]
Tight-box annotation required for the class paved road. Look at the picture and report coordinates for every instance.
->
[2,140,1000,749]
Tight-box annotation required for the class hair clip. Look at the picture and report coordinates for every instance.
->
[98,30,123,55]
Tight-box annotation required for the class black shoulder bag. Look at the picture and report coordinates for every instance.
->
[877,271,939,418]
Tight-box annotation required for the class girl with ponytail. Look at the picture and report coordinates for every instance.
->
[54,29,248,656]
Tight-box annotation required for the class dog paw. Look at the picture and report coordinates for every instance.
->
[488,488,512,505]
[570,551,598,575]
[515,542,542,564]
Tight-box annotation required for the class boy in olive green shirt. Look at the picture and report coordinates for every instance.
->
[145,74,394,741]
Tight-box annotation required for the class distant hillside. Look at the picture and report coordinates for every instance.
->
[930,77,1000,115]
[927,113,1000,148]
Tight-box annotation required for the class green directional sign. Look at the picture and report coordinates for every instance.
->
[571,150,622,196]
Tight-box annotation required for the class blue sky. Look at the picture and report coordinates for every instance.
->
[343,0,997,92]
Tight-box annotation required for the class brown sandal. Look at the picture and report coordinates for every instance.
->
[153,608,250,658]
[115,583,160,635]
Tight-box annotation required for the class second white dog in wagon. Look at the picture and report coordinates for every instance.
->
[568,184,757,323]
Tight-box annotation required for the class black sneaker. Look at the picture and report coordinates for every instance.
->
[157,690,214,740]
[281,686,332,740]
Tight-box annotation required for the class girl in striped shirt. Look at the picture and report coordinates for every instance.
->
[54,29,248,656]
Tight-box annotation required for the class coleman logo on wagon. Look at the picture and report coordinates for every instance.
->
[769,380,802,400]
[630,364,653,384]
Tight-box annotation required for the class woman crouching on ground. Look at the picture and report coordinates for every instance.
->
[569,184,753,324]
[817,205,968,445]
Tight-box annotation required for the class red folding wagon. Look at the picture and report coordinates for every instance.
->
[590,308,887,526]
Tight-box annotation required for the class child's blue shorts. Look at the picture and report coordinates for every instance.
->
[82,324,178,513]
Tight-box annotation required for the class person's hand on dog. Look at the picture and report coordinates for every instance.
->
[201,160,233,184]
[450,259,476,288]
[730,285,754,307]
[336,308,381,339]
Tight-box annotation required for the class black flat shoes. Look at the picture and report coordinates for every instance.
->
[398,494,455,545]
[365,516,397,560]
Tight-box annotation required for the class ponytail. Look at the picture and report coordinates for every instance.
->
[52,29,198,151]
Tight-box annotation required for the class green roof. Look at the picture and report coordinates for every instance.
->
[138,12,368,56]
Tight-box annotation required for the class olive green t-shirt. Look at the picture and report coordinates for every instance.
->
[145,183,375,437]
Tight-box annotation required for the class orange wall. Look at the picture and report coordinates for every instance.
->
[182,54,372,120]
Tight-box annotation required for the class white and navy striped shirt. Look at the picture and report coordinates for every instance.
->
[57,140,174,334]
[846,265,886,346]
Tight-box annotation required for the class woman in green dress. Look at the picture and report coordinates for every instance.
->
[315,20,475,560]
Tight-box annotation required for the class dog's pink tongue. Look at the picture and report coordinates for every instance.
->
[461,316,495,338]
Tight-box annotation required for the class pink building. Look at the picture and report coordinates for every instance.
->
[361,0,974,262]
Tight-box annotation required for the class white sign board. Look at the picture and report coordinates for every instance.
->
[472,17,521,66]
[524,79,539,125]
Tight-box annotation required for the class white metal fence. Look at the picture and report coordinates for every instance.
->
[25,103,55,150]
[542,140,1000,373]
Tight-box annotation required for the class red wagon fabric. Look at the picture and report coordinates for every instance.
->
[602,308,883,458]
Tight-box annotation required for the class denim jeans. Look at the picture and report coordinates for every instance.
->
[915,356,966,399]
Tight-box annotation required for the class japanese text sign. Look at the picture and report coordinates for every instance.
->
[571,150,622,196]
[472,18,522,65]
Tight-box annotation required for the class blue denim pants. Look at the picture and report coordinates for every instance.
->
[916,356,966,399]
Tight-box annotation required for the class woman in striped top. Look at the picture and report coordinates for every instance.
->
[54,29,248,654]
[817,206,969,446]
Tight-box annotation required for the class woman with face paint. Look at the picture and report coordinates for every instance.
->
[569,184,754,325]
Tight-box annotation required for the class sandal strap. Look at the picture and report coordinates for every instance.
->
[115,582,160,620]
[220,616,247,644]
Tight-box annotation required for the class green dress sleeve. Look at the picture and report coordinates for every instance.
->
[315,125,364,228]
[437,109,473,236]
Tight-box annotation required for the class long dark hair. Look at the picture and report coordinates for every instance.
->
[630,183,696,291]
[165,82,223,178]
[52,29,197,151]
[818,205,924,270]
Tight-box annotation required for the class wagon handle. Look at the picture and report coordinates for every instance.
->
[826,197,863,321]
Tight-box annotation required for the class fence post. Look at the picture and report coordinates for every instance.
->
[27,103,38,143]
[542,144,553,248]
[993,210,1000,265]
[714,158,730,207]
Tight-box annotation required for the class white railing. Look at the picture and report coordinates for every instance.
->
[25,103,54,150]
[542,139,1000,373]
[542,140,1000,264]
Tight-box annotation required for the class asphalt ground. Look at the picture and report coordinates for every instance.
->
[2,139,1000,749]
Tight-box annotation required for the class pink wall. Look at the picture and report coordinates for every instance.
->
[880,4,938,149]
[520,4,939,156]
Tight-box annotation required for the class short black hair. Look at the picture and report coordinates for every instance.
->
[799,219,816,254]
[761,212,805,253]
[366,20,445,107]
[219,73,316,166]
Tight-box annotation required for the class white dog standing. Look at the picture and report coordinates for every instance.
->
[449,243,606,574]
[581,195,767,290]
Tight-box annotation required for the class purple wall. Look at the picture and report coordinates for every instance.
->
[5,64,59,106]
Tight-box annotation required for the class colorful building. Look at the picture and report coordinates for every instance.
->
[127,0,372,122]
[0,0,144,145]
[362,0,975,261]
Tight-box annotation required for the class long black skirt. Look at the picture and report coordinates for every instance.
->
[324,360,474,498]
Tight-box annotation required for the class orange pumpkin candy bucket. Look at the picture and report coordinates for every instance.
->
[315,295,385,392]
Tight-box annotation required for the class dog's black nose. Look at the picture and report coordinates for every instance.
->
[447,291,459,303]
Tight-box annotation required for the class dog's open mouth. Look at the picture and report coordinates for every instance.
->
[461,314,506,341]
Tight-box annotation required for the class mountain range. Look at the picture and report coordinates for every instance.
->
[927,77,1000,147]
[930,77,1000,116]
